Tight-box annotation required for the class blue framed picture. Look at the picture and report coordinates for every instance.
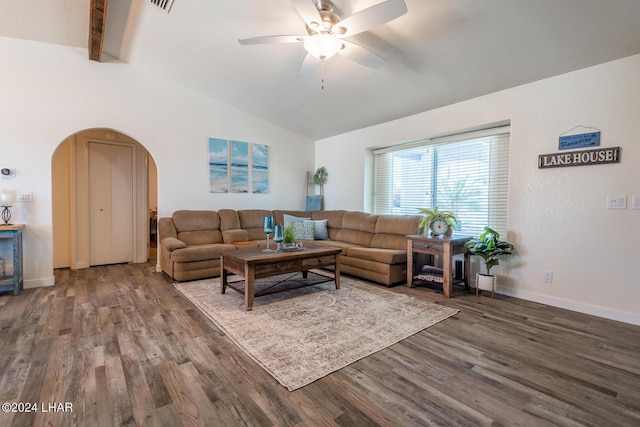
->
[209,139,269,193]
[230,141,249,193]
[208,138,228,193]
[252,144,269,194]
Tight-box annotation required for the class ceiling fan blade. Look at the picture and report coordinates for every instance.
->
[239,35,306,45]
[338,40,385,70]
[292,0,324,31]
[334,0,407,37]
[298,52,319,78]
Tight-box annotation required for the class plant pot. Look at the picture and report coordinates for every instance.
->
[475,273,496,298]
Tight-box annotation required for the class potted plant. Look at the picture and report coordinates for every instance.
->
[417,206,457,237]
[282,223,297,250]
[465,226,515,297]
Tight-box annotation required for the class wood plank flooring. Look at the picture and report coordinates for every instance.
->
[1,259,639,426]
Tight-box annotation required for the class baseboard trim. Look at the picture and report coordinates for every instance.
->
[156,264,162,273]
[500,288,640,326]
[24,276,55,289]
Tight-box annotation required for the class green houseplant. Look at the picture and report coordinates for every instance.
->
[417,206,457,237]
[313,166,328,196]
[283,223,296,245]
[313,166,328,185]
[465,226,515,297]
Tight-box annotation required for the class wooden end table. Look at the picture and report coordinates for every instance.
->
[0,224,24,296]
[220,245,341,311]
[406,234,471,297]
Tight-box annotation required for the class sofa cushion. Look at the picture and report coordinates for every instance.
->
[173,210,221,232]
[375,214,421,235]
[219,209,241,230]
[335,211,378,247]
[343,211,378,232]
[311,210,345,227]
[311,240,362,256]
[170,244,237,263]
[346,247,408,265]
[222,229,249,244]
[161,237,187,251]
[158,217,178,240]
[177,230,223,246]
[238,209,274,240]
[311,210,345,240]
[370,215,421,250]
[172,210,223,245]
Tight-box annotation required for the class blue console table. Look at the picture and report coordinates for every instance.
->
[0,224,24,295]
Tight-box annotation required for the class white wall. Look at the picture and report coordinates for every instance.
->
[0,37,314,288]
[316,54,640,326]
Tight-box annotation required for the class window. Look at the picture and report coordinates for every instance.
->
[373,126,510,236]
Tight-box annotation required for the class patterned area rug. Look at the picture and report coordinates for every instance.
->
[174,272,458,391]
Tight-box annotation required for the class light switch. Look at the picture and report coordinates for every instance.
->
[18,192,33,202]
[633,195,640,210]
[607,195,626,209]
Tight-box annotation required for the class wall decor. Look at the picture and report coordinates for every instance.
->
[558,125,601,150]
[538,146,620,169]
[251,144,269,194]
[208,138,269,193]
[558,131,600,150]
[231,140,249,193]
[209,138,229,193]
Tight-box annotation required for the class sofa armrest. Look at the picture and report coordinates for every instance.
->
[161,237,187,252]
[222,229,249,244]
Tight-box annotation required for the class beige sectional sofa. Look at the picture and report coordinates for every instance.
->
[158,209,420,286]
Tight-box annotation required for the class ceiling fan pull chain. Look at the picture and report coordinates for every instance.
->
[321,58,326,90]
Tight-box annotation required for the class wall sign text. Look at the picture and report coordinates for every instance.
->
[558,131,600,150]
[538,147,620,169]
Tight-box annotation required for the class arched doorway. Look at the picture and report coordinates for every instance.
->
[51,128,158,269]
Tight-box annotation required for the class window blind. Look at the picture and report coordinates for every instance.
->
[373,127,510,236]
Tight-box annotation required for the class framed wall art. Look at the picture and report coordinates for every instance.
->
[208,138,269,193]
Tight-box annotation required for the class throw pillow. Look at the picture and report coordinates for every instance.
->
[283,214,311,227]
[293,221,315,240]
[304,219,328,240]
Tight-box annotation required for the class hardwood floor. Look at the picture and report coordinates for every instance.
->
[1,259,639,426]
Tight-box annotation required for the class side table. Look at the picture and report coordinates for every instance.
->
[406,234,471,297]
[0,224,24,296]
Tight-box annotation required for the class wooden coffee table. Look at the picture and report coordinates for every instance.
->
[220,244,341,311]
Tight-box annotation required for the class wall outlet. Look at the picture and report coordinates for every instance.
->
[633,195,640,210]
[543,271,553,283]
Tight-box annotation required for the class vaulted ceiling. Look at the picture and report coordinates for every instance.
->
[3,0,640,140]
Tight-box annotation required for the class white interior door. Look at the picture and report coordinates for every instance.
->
[88,142,134,266]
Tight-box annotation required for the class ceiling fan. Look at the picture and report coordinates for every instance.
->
[238,0,408,78]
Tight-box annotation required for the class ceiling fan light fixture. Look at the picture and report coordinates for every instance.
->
[304,33,342,60]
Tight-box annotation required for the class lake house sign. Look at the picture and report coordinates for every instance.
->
[538,146,620,169]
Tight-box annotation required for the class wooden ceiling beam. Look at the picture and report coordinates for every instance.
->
[89,0,109,62]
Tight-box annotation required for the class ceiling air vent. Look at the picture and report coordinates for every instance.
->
[150,0,175,13]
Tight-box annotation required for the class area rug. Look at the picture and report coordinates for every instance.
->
[174,272,458,391]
